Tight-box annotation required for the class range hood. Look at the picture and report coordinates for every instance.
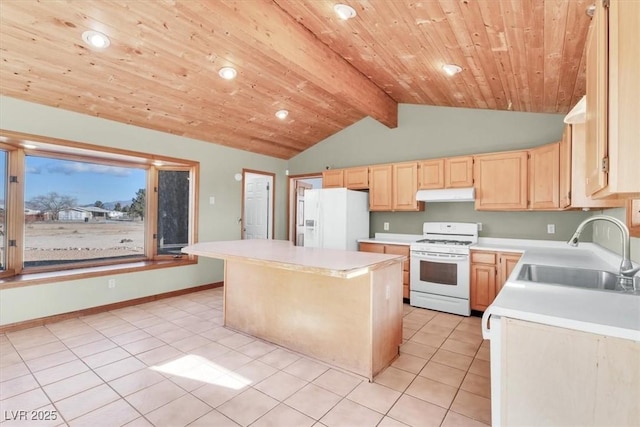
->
[564,95,586,124]
[416,187,475,202]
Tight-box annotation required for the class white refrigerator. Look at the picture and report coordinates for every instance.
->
[303,188,369,251]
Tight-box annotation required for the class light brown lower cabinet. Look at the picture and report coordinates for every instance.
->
[498,318,639,426]
[359,242,410,299]
[470,250,521,311]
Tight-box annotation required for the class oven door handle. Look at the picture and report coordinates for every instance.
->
[412,252,468,261]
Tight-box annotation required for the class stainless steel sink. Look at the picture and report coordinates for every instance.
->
[517,264,640,292]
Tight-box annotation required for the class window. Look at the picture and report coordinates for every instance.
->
[0,150,6,272]
[24,155,147,269]
[157,170,191,256]
[0,131,199,282]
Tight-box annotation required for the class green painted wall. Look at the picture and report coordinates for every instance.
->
[591,208,640,263]
[289,104,568,171]
[289,103,593,241]
[0,96,288,325]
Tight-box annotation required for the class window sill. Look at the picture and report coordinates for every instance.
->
[0,258,198,290]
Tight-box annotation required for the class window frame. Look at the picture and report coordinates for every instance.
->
[0,130,199,286]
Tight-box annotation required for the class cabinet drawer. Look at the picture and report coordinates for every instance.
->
[385,245,409,257]
[471,251,497,264]
[359,242,385,253]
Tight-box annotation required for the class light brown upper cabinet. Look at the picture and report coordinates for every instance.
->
[322,169,344,188]
[369,164,394,211]
[418,159,444,189]
[369,162,424,212]
[476,143,577,211]
[568,123,626,209]
[474,151,528,210]
[393,162,423,211]
[528,142,560,210]
[322,166,369,189]
[585,0,640,198]
[344,166,369,189]
[559,127,572,208]
[418,156,473,190]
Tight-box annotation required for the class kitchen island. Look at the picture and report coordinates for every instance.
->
[182,239,405,381]
[481,242,640,426]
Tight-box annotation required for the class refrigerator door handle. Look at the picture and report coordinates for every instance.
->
[481,307,493,338]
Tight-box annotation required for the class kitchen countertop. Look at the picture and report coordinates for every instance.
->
[481,240,640,342]
[358,233,423,246]
[182,239,405,278]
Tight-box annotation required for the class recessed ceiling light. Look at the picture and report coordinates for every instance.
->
[82,30,110,49]
[334,4,357,20]
[442,64,463,76]
[275,109,289,120]
[218,67,237,80]
[585,4,596,17]
[22,143,37,149]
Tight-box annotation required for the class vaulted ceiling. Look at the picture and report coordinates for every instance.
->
[0,0,591,159]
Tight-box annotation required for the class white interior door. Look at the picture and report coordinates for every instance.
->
[243,172,273,239]
[295,181,313,246]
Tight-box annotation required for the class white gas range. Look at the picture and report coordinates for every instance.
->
[409,222,478,316]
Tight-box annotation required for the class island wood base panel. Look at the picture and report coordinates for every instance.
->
[223,260,402,381]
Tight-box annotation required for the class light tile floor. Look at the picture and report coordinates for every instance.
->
[0,288,491,426]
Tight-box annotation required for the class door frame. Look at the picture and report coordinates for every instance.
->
[286,172,322,243]
[241,168,275,240]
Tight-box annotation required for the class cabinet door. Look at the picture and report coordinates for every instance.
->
[385,245,410,298]
[497,252,521,294]
[584,1,608,196]
[501,319,640,426]
[369,165,393,211]
[385,244,409,274]
[559,126,572,209]
[474,151,528,210]
[607,0,640,195]
[322,169,344,188]
[344,167,369,189]
[528,142,560,210]
[471,263,496,311]
[418,159,444,189]
[393,162,423,211]
[445,156,474,188]
[570,123,625,209]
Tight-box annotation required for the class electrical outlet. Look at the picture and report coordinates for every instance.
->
[477,222,483,231]
[108,279,116,289]
[547,224,555,234]
[209,196,215,205]
[383,222,389,231]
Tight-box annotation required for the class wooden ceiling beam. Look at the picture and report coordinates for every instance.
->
[184,0,398,128]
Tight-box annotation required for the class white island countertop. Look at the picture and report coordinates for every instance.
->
[482,243,640,342]
[182,239,405,278]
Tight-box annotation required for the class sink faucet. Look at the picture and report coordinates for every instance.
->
[568,215,640,285]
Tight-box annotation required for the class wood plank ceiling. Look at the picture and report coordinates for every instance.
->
[0,0,592,159]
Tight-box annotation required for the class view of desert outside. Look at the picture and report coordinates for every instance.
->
[22,155,147,267]
[24,219,145,266]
